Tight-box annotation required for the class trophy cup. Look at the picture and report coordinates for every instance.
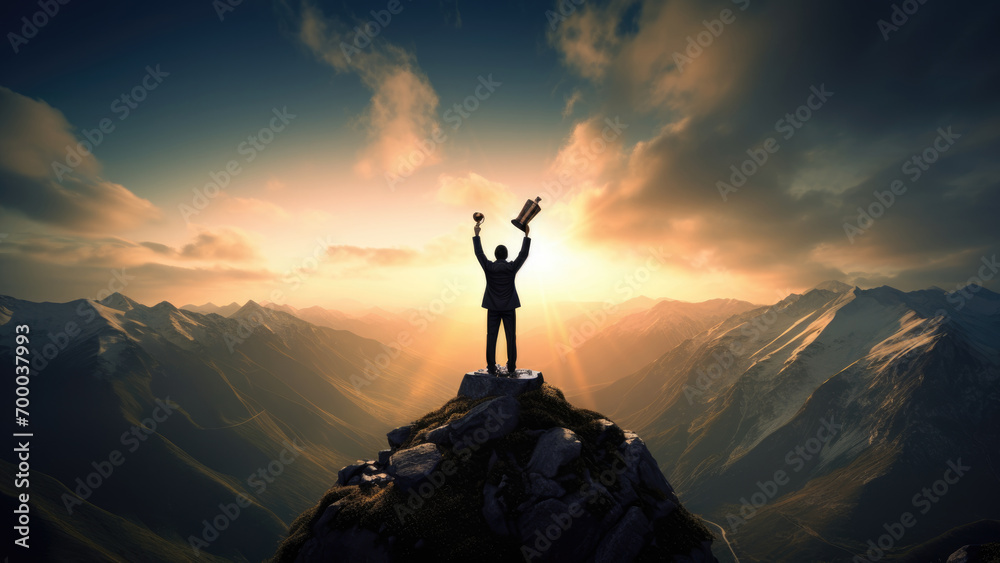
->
[473,211,485,226]
[511,197,542,232]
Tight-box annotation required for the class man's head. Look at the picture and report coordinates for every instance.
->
[494,245,508,261]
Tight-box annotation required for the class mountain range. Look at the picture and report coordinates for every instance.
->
[183,296,760,399]
[1,282,997,561]
[596,283,1000,561]
[559,298,759,406]
[0,293,454,561]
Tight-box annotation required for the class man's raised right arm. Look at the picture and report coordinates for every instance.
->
[512,234,531,270]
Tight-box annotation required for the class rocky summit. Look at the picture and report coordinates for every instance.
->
[458,369,545,399]
[271,380,717,562]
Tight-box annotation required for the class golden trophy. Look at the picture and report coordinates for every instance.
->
[511,197,542,232]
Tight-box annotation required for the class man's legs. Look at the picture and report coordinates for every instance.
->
[486,309,502,373]
[501,309,516,373]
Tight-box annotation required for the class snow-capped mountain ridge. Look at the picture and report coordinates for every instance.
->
[0,293,458,561]
[597,284,999,561]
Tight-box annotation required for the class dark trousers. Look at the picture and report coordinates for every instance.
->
[486,309,516,369]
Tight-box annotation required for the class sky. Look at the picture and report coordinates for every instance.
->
[1,0,998,314]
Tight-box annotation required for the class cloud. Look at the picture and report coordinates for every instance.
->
[436,173,515,209]
[550,0,766,116]
[548,0,627,81]
[322,228,473,272]
[0,231,274,303]
[298,3,441,180]
[180,228,261,262]
[547,0,1000,291]
[0,86,161,233]
[562,90,584,118]
[547,116,628,190]
[0,250,273,305]
[140,241,172,255]
[2,228,262,266]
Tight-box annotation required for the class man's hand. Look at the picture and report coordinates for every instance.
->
[474,225,481,236]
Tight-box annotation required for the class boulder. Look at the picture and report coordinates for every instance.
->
[517,497,570,542]
[528,472,566,498]
[594,506,651,563]
[424,424,451,445]
[386,425,412,450]
[337,461,370,486]
[377,449,392,466]
[527,427,582,478]
[482,477,511,536]
[387,443,442,489]
[517,497,599,562]
[359,472,392,486]
[620,434,674,497]
[450,395,520,446]
[345,462,386,486]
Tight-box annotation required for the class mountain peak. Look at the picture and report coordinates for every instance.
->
[272,383,717,562]
[230,300,303,331]
[230,300,269,320]
[236,299,263,312]
[98,292,141,312]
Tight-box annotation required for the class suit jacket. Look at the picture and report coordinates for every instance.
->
[473,236,530,310]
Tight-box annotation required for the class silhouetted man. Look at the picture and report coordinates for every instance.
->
[473,222,530,376]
